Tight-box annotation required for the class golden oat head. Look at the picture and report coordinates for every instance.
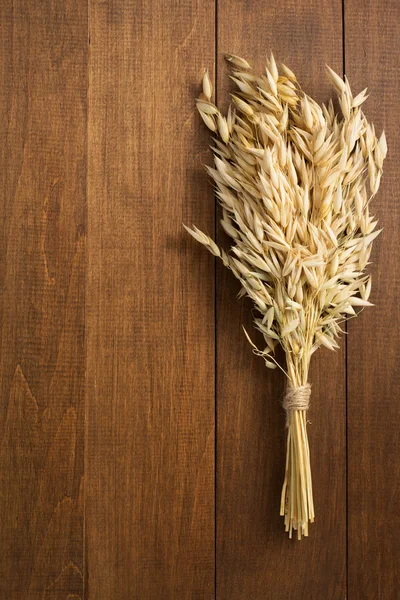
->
[188,52,386,386]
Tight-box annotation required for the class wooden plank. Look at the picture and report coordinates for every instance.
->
[86,1,215,597]
[0,1,87,598]
[216,2,346,598]
[345,1,400,597]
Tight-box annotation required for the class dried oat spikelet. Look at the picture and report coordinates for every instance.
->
[187,54,386,539]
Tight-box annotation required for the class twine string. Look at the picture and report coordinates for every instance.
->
[282,383,311,427]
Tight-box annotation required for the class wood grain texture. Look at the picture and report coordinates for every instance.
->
[1,0,400,597]
[86,1,215,597]
[346,1,400,598]
[0,0,87,598]
[216,2,346,598]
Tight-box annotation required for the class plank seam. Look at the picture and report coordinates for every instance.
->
[84,1,90,598]
[214,0,218,597]
[342,1,349,597]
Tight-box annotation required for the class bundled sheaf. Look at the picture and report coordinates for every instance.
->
[185,53,386,538]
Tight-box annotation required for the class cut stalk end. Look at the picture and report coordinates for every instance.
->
[280,409,314,540]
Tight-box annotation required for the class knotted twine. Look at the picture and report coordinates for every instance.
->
[282,383,311,427]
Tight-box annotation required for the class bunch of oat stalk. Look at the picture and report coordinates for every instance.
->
[185,53,386,538]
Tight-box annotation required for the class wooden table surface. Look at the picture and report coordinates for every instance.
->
[0,0,399,598]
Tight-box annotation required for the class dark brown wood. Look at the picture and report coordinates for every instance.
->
[346,1,400,597]
[0,0,87,598]
[216,2,346,598]
[2,0,400,596]
[86,1,215,597]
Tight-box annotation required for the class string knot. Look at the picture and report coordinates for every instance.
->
[282,383,311,427]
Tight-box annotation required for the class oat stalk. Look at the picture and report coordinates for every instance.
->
[186,55,386,538]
